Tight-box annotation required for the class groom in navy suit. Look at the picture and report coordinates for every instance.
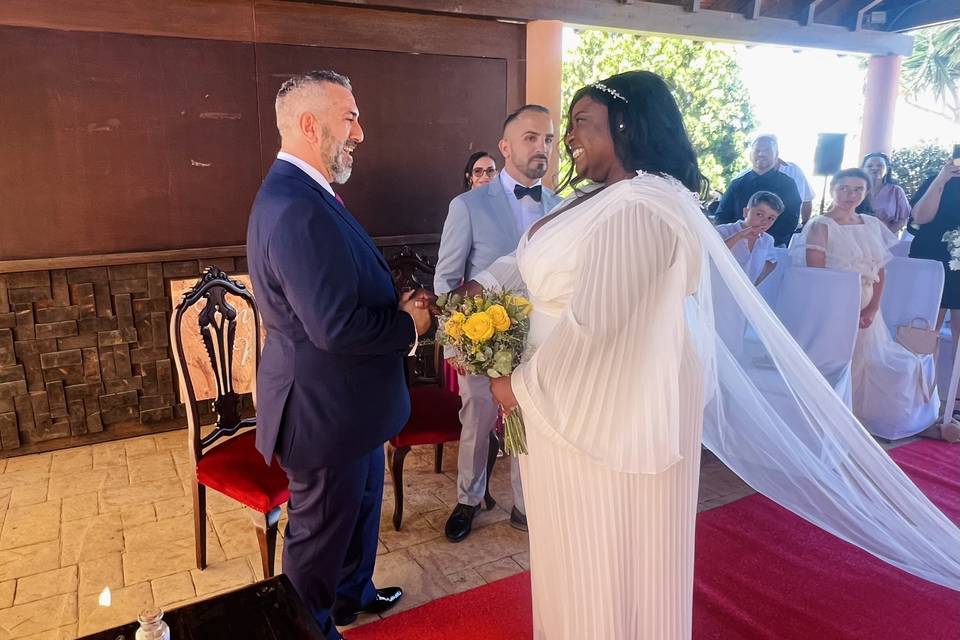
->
[246,70,432,639]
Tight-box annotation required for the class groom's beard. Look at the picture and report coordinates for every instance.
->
[322,128,356,184]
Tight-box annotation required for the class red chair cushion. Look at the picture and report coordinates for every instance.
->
[196,430,289,513]
[390,385,462,448]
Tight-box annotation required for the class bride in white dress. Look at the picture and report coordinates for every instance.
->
[791,168,939,438]
[491,80,708,638]
[460,72,960,639]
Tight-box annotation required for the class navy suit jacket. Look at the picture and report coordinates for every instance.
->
[246,160,414,469]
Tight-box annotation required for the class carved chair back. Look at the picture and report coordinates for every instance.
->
[170,267,260,465]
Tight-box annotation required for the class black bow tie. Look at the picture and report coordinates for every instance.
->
[513,184,543,203]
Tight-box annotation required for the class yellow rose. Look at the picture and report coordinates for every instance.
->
[462,311,495,343]
[444,311,466,339]
[507,294,532,317]
[486,304,511,332]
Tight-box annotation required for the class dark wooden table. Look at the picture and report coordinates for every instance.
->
[79,575,324,639]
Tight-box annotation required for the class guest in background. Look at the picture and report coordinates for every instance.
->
[909,160,960,331]
[435,105,562,542]
[463,151,497,191]
[716,190,782,284]
[777,157,815,224]
[909,160,960,441]
[862,152,911,235]
[792,168,936,439]
[716,134,802,246]
[729,136,813,224]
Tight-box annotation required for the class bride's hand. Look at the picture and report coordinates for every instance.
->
[859,306,877,328]
[490,375,519,415]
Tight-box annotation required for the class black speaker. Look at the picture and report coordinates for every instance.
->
[813,133,846,176]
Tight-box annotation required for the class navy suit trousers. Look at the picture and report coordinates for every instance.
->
[281,445,384,640]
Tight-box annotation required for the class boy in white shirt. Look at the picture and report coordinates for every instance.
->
[715,190,783,284]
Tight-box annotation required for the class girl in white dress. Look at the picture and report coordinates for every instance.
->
[792,169,939,438]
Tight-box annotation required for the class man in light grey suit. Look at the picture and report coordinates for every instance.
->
[434,105,560,542]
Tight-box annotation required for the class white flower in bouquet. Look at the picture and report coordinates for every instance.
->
[944,229,960,271]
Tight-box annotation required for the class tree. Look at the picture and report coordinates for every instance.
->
[561,30,756,194]
[901,24,960,123]
[890,141,950,200]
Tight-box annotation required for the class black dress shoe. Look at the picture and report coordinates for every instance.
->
[445,503,481,542]
[510,506,528,532]
[333,587,404,626]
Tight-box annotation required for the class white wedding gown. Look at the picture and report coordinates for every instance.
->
[511,177,705,638]
[478,173,960,640]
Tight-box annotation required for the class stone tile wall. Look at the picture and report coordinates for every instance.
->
[0,257,245,451]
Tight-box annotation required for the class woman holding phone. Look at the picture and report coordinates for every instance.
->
[909,151,960,436]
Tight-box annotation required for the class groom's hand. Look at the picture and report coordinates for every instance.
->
[411,289,442,315]
[399,290,433,335]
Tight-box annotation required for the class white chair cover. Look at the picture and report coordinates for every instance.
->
[771,267,861,405]
[890,240,912,258]
[881,257,944,333]
[876,257,944,436]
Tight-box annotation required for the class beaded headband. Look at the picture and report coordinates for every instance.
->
[591,82,629,104]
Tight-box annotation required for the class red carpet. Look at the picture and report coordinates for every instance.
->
[348,440,960,640]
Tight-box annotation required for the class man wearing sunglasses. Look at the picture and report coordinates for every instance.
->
[434,105,561,543]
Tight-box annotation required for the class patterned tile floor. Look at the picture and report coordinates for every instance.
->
[0,431,766,638]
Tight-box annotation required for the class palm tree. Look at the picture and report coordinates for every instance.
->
[901,24,960,123]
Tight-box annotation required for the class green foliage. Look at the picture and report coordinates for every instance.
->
[890,141,950,200]
[561,30,756,193]
[901,24,960,123]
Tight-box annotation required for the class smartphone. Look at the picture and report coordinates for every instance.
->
[953,144,960,166]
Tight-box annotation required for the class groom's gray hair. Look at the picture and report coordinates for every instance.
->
[275,70,352,138]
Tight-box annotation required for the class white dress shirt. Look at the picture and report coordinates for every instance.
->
[277,151,337,198]
[498,169,545,235]
[715,220,775,283]
[275,152,419,355]
[779,161,815,202]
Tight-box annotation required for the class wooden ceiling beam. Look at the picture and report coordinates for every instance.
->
[802,0,826,25]
[886,0,954,32]
[855,0,883,31]
[305,0,913,55]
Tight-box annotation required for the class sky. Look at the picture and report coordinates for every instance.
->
[562,27,960,202]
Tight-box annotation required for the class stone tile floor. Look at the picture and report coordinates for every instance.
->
[0,430,761,638]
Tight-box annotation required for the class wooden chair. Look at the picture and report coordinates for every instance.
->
[386,248,500,531]
[170,267,289,578]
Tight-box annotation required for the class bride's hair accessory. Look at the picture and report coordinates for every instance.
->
[591,82,629,104]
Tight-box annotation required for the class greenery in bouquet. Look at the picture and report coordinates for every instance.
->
[435,290,532,454]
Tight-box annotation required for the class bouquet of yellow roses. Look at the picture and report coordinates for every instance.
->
[435,289,532,455]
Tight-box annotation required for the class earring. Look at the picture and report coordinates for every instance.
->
[618,123,625,130]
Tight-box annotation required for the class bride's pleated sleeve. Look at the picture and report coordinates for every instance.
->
[473,253,524,292]
[511,200,697,474]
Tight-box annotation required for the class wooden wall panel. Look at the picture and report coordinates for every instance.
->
[0,26,262,260]
[0,0,254,41]
[255,44,508,237]
[254,1,525,113]
[0,2,524,262]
